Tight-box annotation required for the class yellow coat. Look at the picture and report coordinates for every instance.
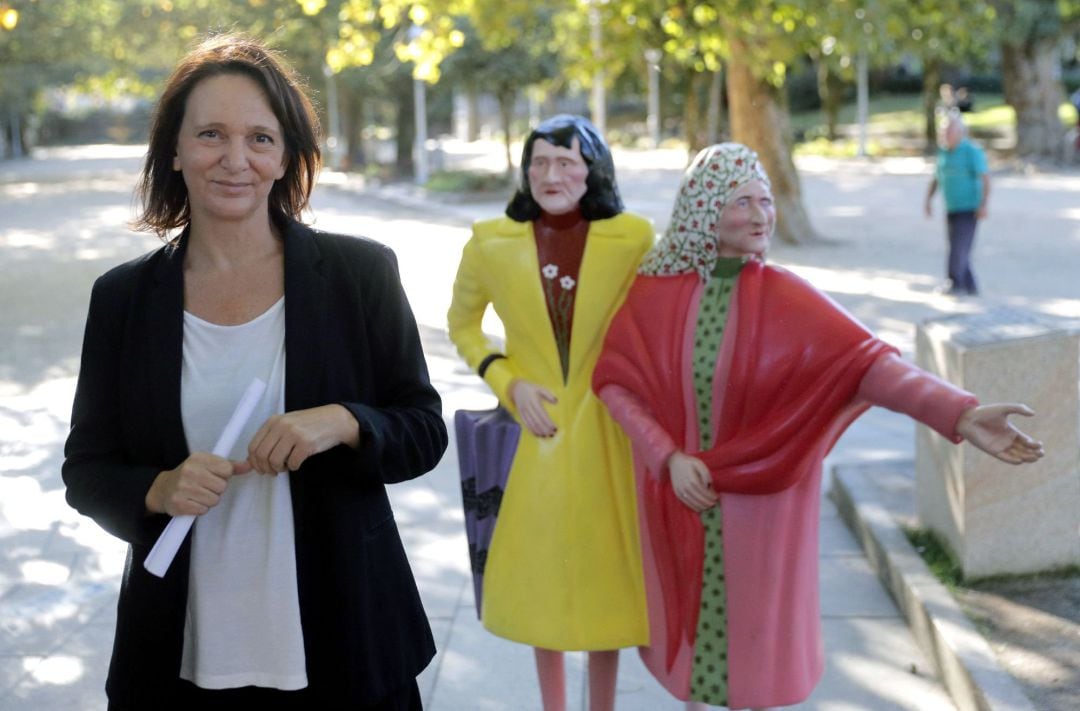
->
[448,212,653,650]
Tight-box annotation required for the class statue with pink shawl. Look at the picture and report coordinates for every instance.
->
[592,143,1043,710]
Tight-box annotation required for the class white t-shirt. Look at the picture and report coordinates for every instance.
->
[178,297,307,690]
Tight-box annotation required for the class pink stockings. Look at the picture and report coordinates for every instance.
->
[535,648,566,711]
[534,648,619,711]
[587,650,619,711]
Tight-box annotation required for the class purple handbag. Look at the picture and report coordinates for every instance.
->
[454,407,520,618]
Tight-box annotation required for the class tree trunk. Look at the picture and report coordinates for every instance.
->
[921,59,942,154]
[1001,38,1064,161]
[394,80,415,178]
[726,44,819,244]
[683,71,707,155]
[5,111,25,159]
[467,85,481,142]
[497,89,515,179]
[816,62,845,141]
[706,68,724,144]
[341,83,366,170]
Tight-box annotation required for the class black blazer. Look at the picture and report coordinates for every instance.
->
[63,220,448,708]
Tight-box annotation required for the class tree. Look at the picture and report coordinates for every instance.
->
[303,1,471,176]
[992,0,1068,161]
[651,1,728,152]
[0,0,467,172]
[651,0,828,243]
[0,0,112,156]
[894,0,996,151]
[726,40,819,244]
[0,0,308,156]
[442,17,557,177]
[469,0,691,146]
[804,1,901,144]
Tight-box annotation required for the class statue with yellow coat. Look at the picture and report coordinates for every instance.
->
[448,115,652,711]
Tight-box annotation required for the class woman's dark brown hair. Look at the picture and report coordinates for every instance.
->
[133,33,321,238]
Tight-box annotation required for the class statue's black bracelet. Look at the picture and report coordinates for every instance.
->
[478,353,506,378]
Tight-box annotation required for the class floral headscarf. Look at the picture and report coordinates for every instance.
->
[639,142,771,281]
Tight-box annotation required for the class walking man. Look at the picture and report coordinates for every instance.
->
[925,114,989,296]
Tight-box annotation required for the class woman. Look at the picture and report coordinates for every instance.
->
[63,34,446,710]
[447,115,652,710]
[592,143,1042,710]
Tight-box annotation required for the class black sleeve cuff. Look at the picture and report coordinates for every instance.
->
[477,353,506,378]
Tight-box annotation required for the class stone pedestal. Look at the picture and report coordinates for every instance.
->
[915,307,1080,578]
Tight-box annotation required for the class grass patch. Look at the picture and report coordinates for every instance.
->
[788,93,927,134]
[425,169,509,194]
[789,92,1077,156]
[904,526,964,589]
[793,136,894,158]
[905,525,1080,589]
[970,564,1080,587]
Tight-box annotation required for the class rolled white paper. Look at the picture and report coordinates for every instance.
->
[143,377,268,578]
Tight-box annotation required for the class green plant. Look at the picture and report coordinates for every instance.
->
[968,564,1080,587]
[905,526,1080,588]
[904,526,964,589]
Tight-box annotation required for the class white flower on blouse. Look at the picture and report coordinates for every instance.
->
[560,275,576,291]
[542,263,559,279]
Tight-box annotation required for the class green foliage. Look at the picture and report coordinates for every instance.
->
[312,1,469,82]
[902,0,997,67]
[0,0,317,109]
[0,0,1017,116]
[645,0,992,89]
[442,14,555,98]
[1063,0,1080,28]
[992,0,1063,45]
[467,0,666,95]
[2,0,1074,163]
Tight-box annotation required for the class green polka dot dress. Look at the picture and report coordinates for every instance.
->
[688,257,743,706]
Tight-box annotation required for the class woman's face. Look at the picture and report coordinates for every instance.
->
[715,179,775,258]
[527,137,589,215]
[172,73,286,227]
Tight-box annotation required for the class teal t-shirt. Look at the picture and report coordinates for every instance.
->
[936,138,987,213]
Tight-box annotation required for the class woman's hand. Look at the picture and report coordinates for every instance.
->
[247,404,361,474]
[667,451,718,512]
[510,379,558,438]
[955,403,1044,464]
[145,452,250,516]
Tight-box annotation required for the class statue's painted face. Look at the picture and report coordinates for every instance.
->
[527,137,589,216]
